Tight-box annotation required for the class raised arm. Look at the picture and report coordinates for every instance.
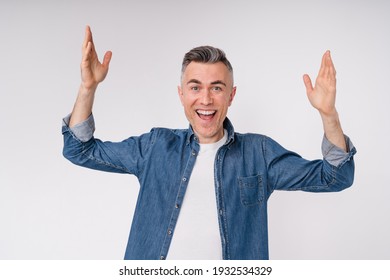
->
[69,26,112,127]
[303,51,347,152]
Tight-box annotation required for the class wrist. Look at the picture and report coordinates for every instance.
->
[320,109,347,152]
[319,107,338,121]
[79,83,98,95]
[320,111,341,132]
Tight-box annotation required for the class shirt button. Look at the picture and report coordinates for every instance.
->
[168,230,172,235]
[175,204,180,209]
[192,151,196,156]
[160,256,165,260]
[182,177,187,182]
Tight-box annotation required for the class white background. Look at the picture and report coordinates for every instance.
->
[1,0,389,259]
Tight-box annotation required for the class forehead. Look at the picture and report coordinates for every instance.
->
[182,62,232,84]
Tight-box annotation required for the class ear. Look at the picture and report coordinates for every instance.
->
[178,85,184,106]
[228,86,237,106]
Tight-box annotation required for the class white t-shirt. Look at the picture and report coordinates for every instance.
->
[167,131,227,260]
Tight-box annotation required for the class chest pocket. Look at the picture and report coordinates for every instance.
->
[238,175,264,206]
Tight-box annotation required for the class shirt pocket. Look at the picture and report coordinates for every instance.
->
[238,174,264,206]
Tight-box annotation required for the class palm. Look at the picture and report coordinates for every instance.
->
[303,51,337,116]
[81,26,112,90]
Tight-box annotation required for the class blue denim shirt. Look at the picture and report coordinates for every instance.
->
[62,114,356,260]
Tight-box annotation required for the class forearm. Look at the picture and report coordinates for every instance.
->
[320,110,347,152]
[69,84,97,128]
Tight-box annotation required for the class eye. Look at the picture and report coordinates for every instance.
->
[191,86,200,92]
[212,86,222,92]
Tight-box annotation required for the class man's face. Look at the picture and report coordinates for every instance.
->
[178,62,236,144]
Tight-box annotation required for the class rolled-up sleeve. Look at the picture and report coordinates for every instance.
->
[62,114,95,142]
[322,134,356,167]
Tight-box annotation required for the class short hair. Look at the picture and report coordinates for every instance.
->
[181,46,234,83]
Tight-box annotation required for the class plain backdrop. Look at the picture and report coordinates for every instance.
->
[1,0,389,259]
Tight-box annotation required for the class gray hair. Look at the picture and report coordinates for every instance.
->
[181,46,234,83]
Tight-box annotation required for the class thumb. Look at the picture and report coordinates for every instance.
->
[303,74,313,94]
[102,51,112,68]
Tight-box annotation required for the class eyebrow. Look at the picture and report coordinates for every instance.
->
[211,80,227,87]
[186,79,227,87]
[187,79,201,85]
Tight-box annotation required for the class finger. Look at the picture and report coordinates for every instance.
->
[326,51,336,80]
[82,41,93,63]
[88,26,96,54]
[86,25,94,45]
[303,74,313,94]
[82,25,97,58]
[83,25,91,49]
[318,51,328,77]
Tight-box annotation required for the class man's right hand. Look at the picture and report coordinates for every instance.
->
[81,25,112,91]
[69,26,112,128]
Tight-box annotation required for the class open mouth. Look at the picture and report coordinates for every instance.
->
[196,110,216,120]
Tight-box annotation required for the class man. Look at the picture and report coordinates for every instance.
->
[62,26,356,260]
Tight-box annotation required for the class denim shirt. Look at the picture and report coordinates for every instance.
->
[62,114,356,260]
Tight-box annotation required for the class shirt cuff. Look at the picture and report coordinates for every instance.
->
[322,134,356,167]
[62,113,95,142]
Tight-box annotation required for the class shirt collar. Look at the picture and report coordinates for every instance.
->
[186,117,235,146]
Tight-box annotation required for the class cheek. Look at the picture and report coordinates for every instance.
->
[220,97,233,109]
[182,101,195,116]
[182,95,197,108]
[179,93,185,106]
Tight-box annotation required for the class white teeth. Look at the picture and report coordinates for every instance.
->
[196,110,216,115]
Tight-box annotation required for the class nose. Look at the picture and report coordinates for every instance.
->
[200,90,213,105]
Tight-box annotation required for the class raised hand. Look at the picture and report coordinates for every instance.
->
[80,25,112,91]
[303,50,337,117]
[69,26,112,127]
[303,51,347,152]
